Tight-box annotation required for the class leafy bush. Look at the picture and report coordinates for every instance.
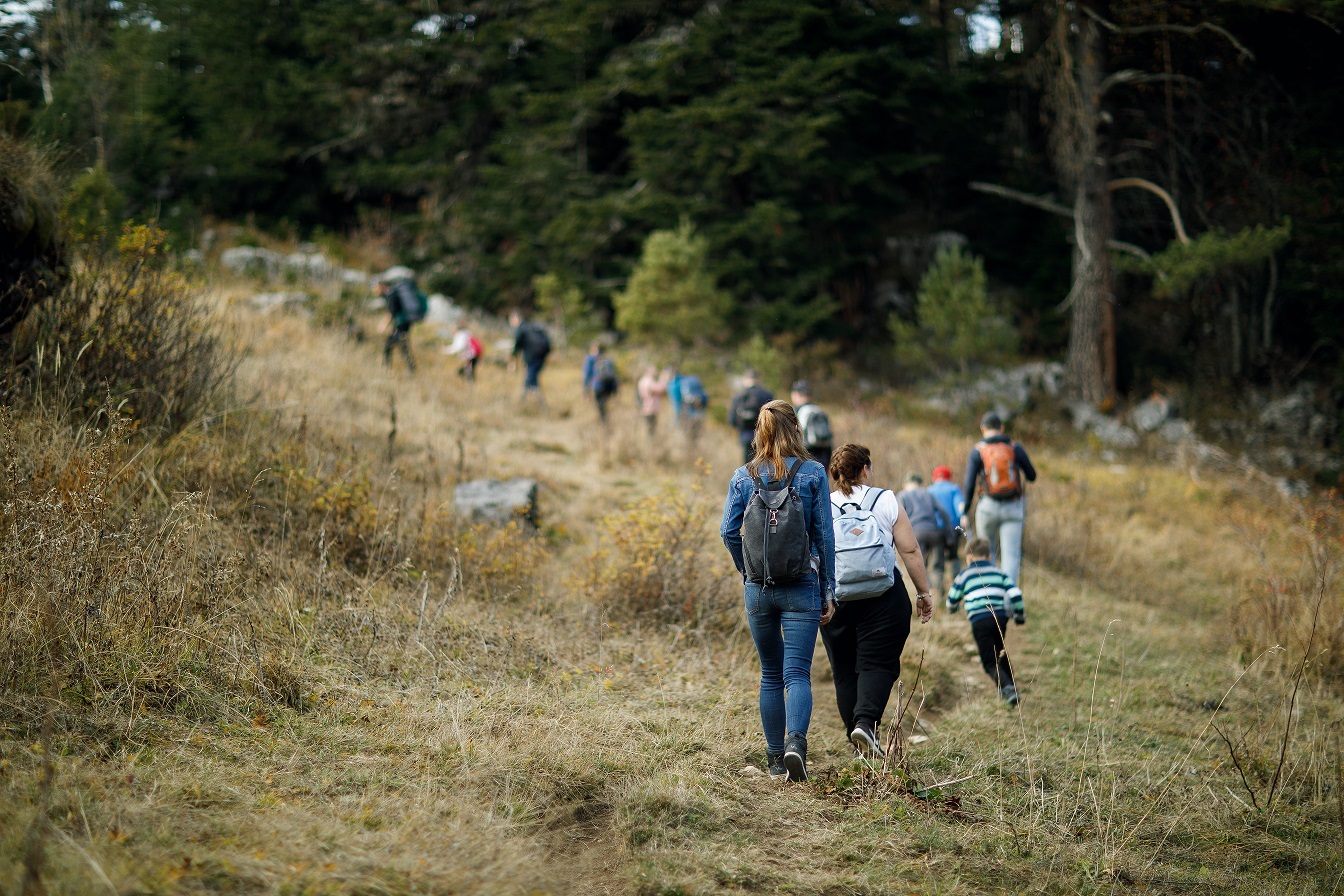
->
[62,163,127,249]
[613,220,729,348]
[576,478,737,626]
[534,272,600,345]
[890,245,1018,377]
[10,223,237,434]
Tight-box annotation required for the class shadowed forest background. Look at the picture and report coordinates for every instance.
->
[5,0,1344,405]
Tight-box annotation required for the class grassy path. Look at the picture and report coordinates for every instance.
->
[2,307,1341,895]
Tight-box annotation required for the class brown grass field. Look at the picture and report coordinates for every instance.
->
[2,276,1343,895]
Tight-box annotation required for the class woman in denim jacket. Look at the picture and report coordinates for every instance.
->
[721,400,836,781]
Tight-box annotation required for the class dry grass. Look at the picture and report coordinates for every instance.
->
[2,287,1342,895]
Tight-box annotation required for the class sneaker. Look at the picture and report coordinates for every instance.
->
[849,720,886,759]
[1001,684,1020,707]
[782,733,808,782]
[766,752,787,780]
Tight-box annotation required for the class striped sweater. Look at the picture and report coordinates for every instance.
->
[946,560,1024,621]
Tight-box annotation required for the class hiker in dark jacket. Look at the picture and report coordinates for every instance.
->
[375,273,420,372]
[897,473,956,598]
[961,412,1037,584]
[721,400,835,783]
[509,310,551,407]
[727,369,773,465]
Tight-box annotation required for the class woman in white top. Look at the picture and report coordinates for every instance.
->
[821,443,934,757]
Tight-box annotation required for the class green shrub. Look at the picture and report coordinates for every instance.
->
[62,163,127,249]
[613,220,729,348]
[890,245,1018,377]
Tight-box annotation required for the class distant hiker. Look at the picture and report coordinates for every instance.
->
[509,310,551,407]
[791,380,834,470]
[927,465,966,595]
[444,320,481,381]
[961,412,1037,584]
[728,369,774,465]
[583,343,619,423]
[637,366,670,437]
[720,400,836,782]
[671,369,709,444]
[946,537,1024,707]
[897,473,956,599]
[821,445,935,759]
[374,270,427,373]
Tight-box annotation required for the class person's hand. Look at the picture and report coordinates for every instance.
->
[1014,612,1025,626]
[915,592,934,624]
[959,515,970,533]
[820,597,837,626]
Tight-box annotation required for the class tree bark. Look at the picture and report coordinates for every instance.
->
[1061,2,1114,403]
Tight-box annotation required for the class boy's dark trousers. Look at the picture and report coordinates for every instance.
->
[820,582,912,735]
[970,613,1015,690]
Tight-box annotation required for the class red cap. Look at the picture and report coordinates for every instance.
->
[932,465,953,481]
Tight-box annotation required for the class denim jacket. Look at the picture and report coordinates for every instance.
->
[720,457,836,601]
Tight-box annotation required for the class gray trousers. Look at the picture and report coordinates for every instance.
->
[974,496,1025,584]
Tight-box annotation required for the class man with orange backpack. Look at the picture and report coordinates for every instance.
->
[961,412,1036,585]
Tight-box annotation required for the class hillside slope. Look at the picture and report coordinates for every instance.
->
[2,300,1340,896]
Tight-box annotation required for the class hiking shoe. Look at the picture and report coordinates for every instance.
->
[766,752,787,780]
[782,734,808,782]
[849,720,885,759]
[1001,684,1020,707]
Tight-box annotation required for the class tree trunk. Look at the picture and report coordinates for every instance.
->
[1061,3,1114,403]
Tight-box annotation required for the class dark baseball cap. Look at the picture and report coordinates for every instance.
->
[791,380,811,395]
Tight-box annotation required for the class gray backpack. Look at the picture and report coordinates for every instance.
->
[741,459,811,586]
[831,489,897,601]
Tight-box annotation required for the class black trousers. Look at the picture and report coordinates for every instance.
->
[819,580,912,734]
[970,614,1015,690]
[383,320,415,371]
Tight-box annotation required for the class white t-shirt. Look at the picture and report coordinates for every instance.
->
[831,484,903,544]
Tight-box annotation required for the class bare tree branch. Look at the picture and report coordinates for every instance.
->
[1080,5,1255,61]
[1099,69,1197,97]
[1108,177,1191,244]
[1108,239,1153,263]
[968,182,1073,218]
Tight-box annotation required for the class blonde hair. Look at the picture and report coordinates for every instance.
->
[747,400,810,480]
[828,444,871,496]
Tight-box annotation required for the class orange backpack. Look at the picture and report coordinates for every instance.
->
[977,440,1021,499]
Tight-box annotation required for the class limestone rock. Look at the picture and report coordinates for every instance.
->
[454,478,538,527]
[220,246,282,278]
[1131,394,1171,432]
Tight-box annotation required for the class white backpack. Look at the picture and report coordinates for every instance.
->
[831,488,897,601]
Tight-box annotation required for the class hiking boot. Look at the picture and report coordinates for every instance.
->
[1000,684,1020,707]
[766,752,787,780]
[849,720,885,759]
[783,733,808,782]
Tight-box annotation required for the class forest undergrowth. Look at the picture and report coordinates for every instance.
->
[1,254,1342,895]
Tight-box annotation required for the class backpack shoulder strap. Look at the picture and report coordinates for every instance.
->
[782,457,804,490]
[862,487,885,512]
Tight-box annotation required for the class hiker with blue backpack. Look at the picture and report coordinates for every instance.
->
[668,368,709,445]
[374,269,428,373]
[821,444,935,759]
[720,400,835,783]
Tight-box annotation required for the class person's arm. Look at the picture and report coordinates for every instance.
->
[946,574,964,613]
[1015,444,1037,483]
[891,501,933,623]
[807,465,835,602]
[720,475,747,577]
[727,394,739,428]
[961,448,981,511]
[1007,580,1025,624]
[582,355,595,392]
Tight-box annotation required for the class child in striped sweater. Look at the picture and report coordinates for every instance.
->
[946,537,1024,706]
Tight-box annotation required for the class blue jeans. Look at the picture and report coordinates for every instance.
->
[744,573,821,754]
[975,496,1025,584]
[523,356,546,390]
